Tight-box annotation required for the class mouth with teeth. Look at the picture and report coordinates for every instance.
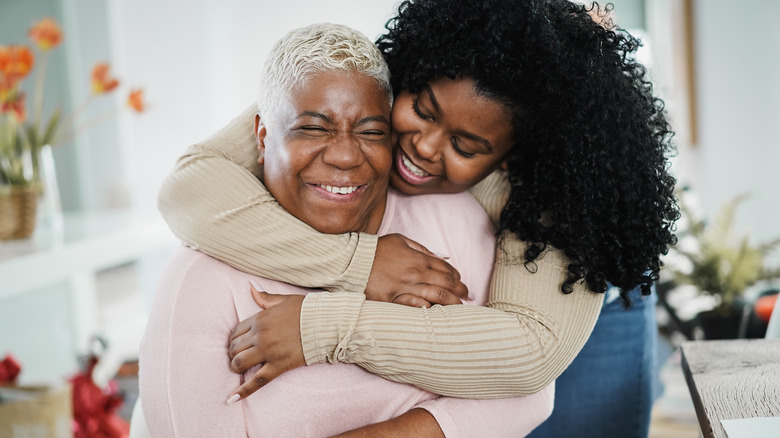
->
[311,183,365,201]
[318,185,359,195]
[395,148,435,185]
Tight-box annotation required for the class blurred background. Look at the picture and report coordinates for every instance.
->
[1,0,778,433]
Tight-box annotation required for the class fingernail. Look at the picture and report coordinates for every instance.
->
[226,394,240,405]
[433,252,450,260]
[249,280,263,291]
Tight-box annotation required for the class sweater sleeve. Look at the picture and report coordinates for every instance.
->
[157,104,376,293]
[299,173,604,398]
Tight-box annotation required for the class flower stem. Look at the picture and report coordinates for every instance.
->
[54,106,120,146]
[58,94,96,140]
[33,52,48,133]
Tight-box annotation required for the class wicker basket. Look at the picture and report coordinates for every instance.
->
[0,185,41,240]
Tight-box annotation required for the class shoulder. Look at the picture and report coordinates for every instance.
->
[161,247,244,294]
[498,232,572,270]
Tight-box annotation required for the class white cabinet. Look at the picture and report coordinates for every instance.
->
[0,210,177,383]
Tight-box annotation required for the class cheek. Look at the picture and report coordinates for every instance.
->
[264,142,312,190]
[391,100,416,131]
[367,145,394,178]
[443,156,498,187]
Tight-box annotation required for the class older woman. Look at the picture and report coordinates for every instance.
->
[139,23,552,438]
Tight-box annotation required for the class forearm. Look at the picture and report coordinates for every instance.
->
[415,382,555,437]
[331,409,444,438]
[157,105,376,292]
[301,234,603,398]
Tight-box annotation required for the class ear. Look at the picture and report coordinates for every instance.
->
[499,160,509,171]
[255,113,267,165]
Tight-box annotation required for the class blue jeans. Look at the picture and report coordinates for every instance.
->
[527,287,658,438]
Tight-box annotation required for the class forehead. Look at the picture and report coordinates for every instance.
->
[281,70,391,120]
[432,78,513,134]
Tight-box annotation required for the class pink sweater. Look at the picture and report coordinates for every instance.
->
[140,189,554,437]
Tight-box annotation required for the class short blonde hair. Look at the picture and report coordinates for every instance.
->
[257,23,392,119]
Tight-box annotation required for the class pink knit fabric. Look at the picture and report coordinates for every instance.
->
[140,190,554,437]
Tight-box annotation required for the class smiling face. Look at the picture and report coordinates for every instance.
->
[390,76,516,195]
[257,70,393,235]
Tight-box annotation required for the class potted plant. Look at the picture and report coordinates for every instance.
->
[667,191,780,339]
[0,18,145,240]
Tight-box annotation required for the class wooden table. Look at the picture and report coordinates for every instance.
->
[681,339,780,438]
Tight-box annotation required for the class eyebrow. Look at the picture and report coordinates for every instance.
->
[424,85,495,153]
[355,115,390,127]
[297,112,389,128]
[298,111,333,123]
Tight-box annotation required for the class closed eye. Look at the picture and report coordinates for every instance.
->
[300,126,330,136]
[412,97,433,121]
[360,130,386,136]
[451,137,476,158]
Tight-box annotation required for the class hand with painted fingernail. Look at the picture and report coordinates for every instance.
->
[226,281,305,404]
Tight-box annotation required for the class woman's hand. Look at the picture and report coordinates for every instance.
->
[330,408,444,438]
[226,285,305,403]
[367,234,468,307]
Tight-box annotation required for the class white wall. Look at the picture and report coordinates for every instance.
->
[692,0,780,245]
[111,0,402,215]
[646,0,779,250]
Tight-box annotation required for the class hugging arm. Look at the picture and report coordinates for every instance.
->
[333,409,444,438]
[158,105,465,302]
[301,235,603,398]
[160,107,603,399]
[336,383,554,438]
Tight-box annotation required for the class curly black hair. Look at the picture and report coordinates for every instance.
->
[376,0,680,302]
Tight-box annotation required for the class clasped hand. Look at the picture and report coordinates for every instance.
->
[226,233,468,403]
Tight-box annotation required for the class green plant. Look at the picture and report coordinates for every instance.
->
[670,192,780,313]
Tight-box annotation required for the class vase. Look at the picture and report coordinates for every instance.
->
[35,145,64,238]
[0,145,62,241]
[0,184,41,240]
[694,300,748,340]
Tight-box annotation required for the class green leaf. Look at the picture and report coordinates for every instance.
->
[41,108,61,147]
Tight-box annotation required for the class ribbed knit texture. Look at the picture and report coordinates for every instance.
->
[158,104,603,399]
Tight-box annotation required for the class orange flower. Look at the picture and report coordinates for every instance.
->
[28,18,63,52]
[0,45,35,85]
[1,92,27,122]
[127,89,145,113]
[0,76,13,103]
[91,63,119,94]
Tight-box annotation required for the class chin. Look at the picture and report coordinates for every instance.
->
[389,172,430,195]
[307,219,359,235]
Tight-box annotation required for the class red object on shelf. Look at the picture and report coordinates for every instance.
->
[70,355,129,438]
[0,353,21,384]
[755,294,778,323]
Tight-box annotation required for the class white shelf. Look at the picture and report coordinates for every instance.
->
[0,209,177,383]
[0,210,174,299]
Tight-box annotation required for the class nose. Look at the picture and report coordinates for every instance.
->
[321,132,365,169]
[413,129,443,163]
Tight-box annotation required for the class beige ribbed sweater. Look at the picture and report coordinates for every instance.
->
[157,104,604,398]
